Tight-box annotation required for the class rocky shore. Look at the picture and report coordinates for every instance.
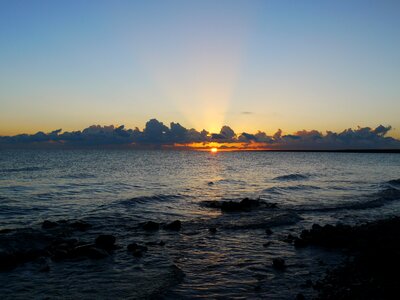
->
[293,217,400,299]
[1,199,400,299]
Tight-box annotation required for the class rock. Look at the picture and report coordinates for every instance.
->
[42,220,58,229]
[294,237,307,248]
[70,220,91,231]
[39,264,50,272]
[164,220,181,231]
[127,243,148,252]
[284,234,295,243]
[209,227,217,234]
[52,249,69,261]
[208,181,214,185]
[265,228,273,235]
[0,251,17,271]
[85,247,109,259]
[127,243,148,257]
[272,257,286,270]
[95,234,116,250]
[142,221,160,231]
[145,240,165,246]
[70,244,109,259]
[263,242,272,248]
[296,293,305,300]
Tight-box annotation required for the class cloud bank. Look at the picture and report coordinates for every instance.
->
[0,119,399,150]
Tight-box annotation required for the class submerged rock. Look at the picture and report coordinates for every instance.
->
[70,220,91,231]
[209,227,217,234]
[142,221,160,231]
[127,243,148,257]
[272,257,286,270]
[42,220,58,229]
[265,228,273,235]
[95,234,116,250]
[164,220,181,231]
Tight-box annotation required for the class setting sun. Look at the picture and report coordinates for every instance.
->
[210,147,218,153]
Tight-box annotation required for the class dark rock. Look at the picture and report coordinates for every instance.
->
[42,220,58,229]
[145,240,165,246]
[95,234,116,250]
[142,221,160,231]
[296,293,305,300]
[272,257,286,270]
[294,237,307,248]
[208,181,214,185]
[85,247,109,259]
[284,234,295,243]
[164,220,182,231]
[39,264,50,272]
[265,228,273,235]
[70,244,108,259]
[127,243,148,252]
[209,227,217,234]
[70,220,91,231]
[52,249,69,261]
[263,242,272,248]
[127,243,148,257]
[0,251,17,271]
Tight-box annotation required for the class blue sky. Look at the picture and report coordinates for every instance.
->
[1,0,399,137]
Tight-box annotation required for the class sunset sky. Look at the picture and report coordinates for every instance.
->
[1,0,399,137]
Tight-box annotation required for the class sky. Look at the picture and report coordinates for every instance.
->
[0,0,399,138]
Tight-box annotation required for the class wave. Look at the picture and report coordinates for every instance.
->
[295,186,400,212]
[59,173,96,179]
[118,194,186,206]
[273,173,309,181]
[0,166,44,173]
[263,184,321,194]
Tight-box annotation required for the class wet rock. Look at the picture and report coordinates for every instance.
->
[95,234,116,250]
[284,234,295,243]
[85,247,109,259]
[145,240,165,246]
[42,220,58,229]
[263,242,272,248]
[208,181,214,185]
[70,220,91,231]
[164,220,182,231]
[265,228,273,235]
[272,257,286,270]
[296,293,305,300]
[221,198,260,212]
[52,249,69,261]
[0,251,17,271]
[209,227,217,234]
[127,243,148,257]
[70,244,109,259]
[142,221,160,231]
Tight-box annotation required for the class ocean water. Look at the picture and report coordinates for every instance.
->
[0,150,400,299]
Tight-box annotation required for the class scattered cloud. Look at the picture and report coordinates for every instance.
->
[0,119,399,150]
[241,111,253,115]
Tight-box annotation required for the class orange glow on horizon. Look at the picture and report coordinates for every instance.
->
[171,141,271,151]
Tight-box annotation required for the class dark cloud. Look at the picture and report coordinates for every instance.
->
[0,119,399,150]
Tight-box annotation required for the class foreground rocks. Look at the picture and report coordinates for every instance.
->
[202,198,277,212]
[295,217,400,299]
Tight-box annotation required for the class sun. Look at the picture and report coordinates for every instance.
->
[210,147,218,153]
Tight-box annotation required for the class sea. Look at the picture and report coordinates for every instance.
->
[0,149,400,299]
